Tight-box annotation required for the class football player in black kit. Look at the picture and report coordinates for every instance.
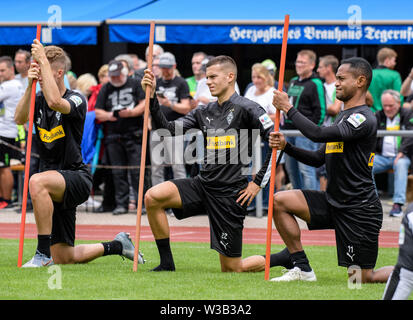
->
[142,56,275,272]
[382,181,413,299]
[268,57,394,283]
[14,40,144,267]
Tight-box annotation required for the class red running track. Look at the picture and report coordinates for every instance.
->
[0,223,399,248]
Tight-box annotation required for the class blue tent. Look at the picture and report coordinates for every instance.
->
[107,0,413,45]
[0,0,155,45]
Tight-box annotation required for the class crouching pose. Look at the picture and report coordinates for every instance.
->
[14,39,144,267]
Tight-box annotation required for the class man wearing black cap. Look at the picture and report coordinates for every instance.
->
[95,59,146,215]
[150,52,191,187]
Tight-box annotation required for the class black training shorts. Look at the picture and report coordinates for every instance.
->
[50,166,92,246]
[302,190,383,269]
[0,136,20,168]
[171,176,248,258]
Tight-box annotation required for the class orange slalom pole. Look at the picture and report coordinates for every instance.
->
[133,21,155,272]
[18,24,42,268]
[264,15,290,280]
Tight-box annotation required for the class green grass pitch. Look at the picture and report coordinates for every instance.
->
[0,238,407,300]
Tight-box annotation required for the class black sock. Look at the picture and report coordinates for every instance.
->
[36,234,51,258]
[290,250,312,272]
[152,238,175,271]
[263,247,294,269]
[102,240,123,256]
[0,197,10,204]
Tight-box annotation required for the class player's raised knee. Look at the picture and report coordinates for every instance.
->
[273,191,287,214]
[144,186,165,210]
[28,173,46,199]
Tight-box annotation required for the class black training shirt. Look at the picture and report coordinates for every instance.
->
[95,77,145,136]
[150,92,274,194]
[284,105,379,208]
[154,76,190,128]
[34,89,87,171]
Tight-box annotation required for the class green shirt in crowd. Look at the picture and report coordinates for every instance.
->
[368,65,403,113]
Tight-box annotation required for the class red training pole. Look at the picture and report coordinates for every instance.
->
[264,15,290,280]
[18,24,41,268]
[133,21,155,272]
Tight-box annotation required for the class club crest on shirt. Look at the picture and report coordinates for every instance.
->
[69,95,83,107]
[347,113,366,128]
[226,111,234,125]
[259,113,273,130]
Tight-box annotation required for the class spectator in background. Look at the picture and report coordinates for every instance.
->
[316,55,343,191]
[244,63,276,116]
[0,56,24,209]
[148,44,164,78]
[401,67,413,98]
[150,52,191,187]
[88,64,108,112]
[84,64,115,213]
[128,53,141,71]
[76,73,97,100]
[95,60,146,215]
[317,55,342,125]
[115,54,135,78]
[186,52,207,98]
[401,67,413,109]
[244,59,286,95]
[369,48,403,112]
[282,49,326,191]
[66,71,77,90]
[135,44,164,81]
[373,90,413,217]
[194,55,215,107]
[244,62,286,209]
[14,49,31,90]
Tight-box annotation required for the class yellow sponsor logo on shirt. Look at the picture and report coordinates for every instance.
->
[386,125,400,131]
[206,135,236,150]
[368,153,375,167]
[38,125,65,143]
[325,142,344,154]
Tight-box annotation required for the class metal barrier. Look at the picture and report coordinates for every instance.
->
[281,130,413,137]
[253,130,413,217]
[5,129,413,217]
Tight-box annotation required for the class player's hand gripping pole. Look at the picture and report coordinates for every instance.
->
[133,21,155,272]
[17,24,42,268]
[264,15,289,280]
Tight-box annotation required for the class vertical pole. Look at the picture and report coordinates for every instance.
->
[133,21,155,272]
[18,24,42,268]
[264,15,290,280]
